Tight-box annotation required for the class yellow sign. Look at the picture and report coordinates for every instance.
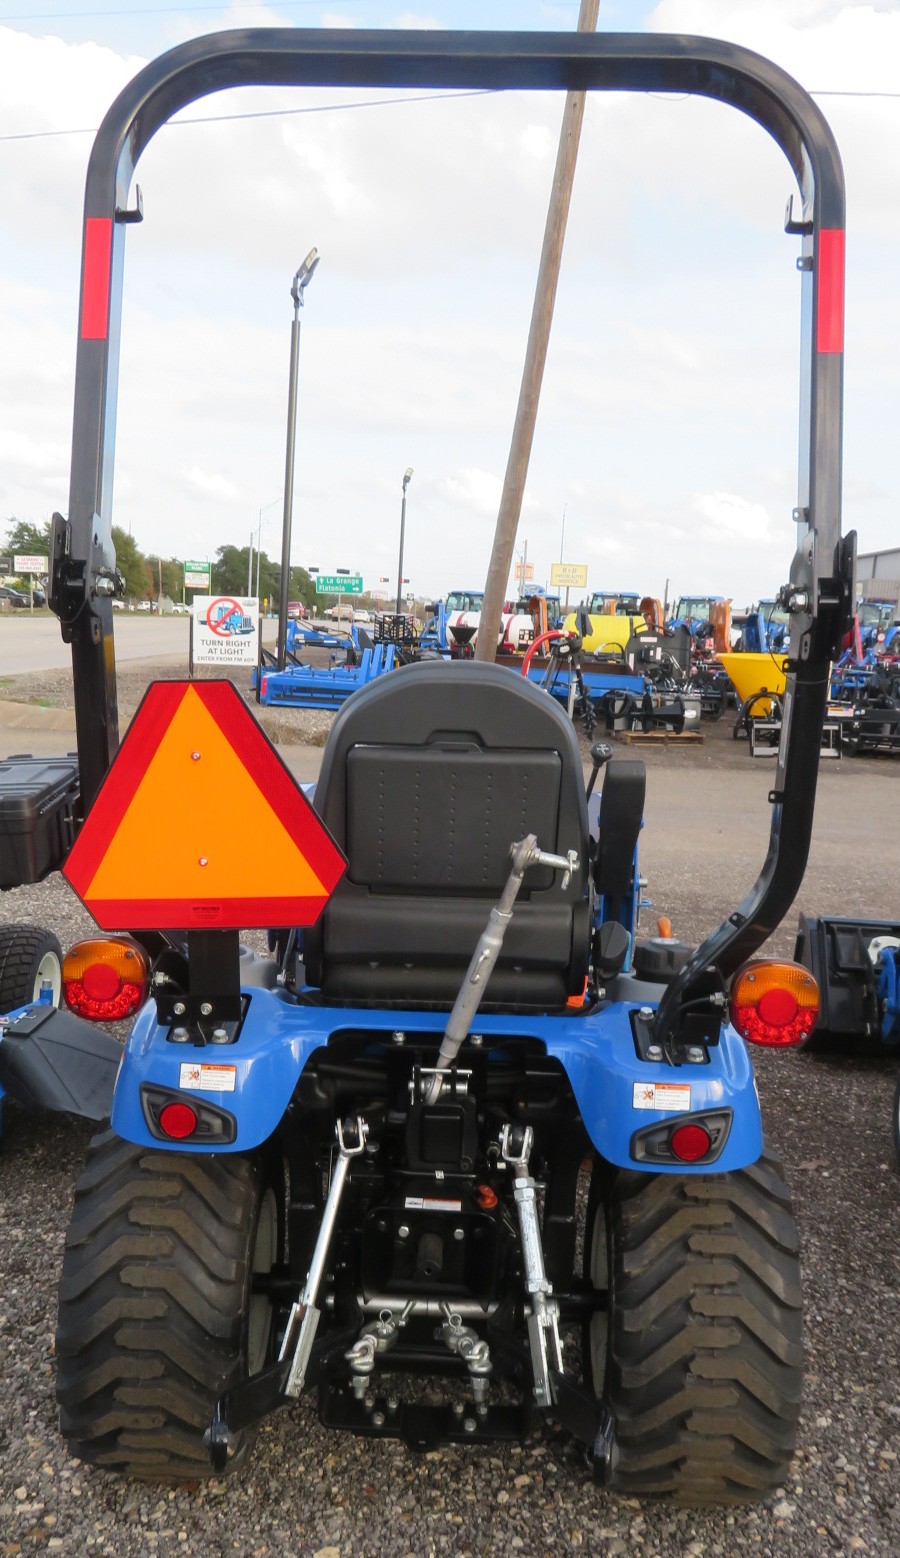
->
[550,562,588,589]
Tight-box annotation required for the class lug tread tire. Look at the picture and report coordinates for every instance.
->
[0,924,62,1008]
[604,1149,802,1504]
[56,1129,268,1478]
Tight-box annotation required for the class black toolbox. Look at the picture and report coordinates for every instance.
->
[0,754,80,888]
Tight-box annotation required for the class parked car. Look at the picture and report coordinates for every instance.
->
[0,585,29,608]
[171,603,188,615]
[136,600,152,612]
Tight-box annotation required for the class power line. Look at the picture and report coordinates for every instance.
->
[0,81,897,146]
[0,0,367,18]
[0,87,496,143]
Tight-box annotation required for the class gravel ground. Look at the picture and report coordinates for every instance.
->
[1,663,898,1557]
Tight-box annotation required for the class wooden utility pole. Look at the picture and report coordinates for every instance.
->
[476,0,599,662]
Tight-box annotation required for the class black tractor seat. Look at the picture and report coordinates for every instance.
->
[303,661,592,1009]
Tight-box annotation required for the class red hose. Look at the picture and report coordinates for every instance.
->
[521,629,562,676]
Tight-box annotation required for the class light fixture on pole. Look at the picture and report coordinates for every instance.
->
[277,247,320,669]
[396,467,413,616]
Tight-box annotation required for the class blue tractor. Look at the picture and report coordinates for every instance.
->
[0,26,856,1505]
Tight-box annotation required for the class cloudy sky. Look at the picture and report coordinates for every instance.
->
[1,0,898,608]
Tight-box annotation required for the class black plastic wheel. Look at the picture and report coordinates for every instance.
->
[0,924,62,1009]
[584,1150,802,1504]
[56,1130,283,1478]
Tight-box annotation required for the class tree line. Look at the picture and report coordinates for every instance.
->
[1,518,318,612]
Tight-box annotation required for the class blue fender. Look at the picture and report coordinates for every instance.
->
[111,990,763,1173]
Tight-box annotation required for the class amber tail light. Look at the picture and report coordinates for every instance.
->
[730,959,819,1047]
[62,937,150,1021]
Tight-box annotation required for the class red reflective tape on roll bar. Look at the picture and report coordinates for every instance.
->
[81,217,112,339]
[816,229,844,354]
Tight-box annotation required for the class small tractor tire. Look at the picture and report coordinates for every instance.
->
[585,1149,802,1505]
[0,923,62,1009]
[56,1130,283,1479]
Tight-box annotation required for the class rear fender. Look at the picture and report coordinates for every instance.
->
[110,985,326,1151]
[543,1002,762,1173]
[110,989,762,1170]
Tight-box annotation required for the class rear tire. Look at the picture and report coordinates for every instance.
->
[0,924,62,1008]
[56,1130,283,1479]
[585,1150,802,1504]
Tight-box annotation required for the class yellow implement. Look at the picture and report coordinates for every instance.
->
[719,651,787,716]
[562,611,646,654]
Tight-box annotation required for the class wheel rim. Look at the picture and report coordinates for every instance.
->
[34,948,62,1005]
[247,1187,278,1373]
[587,1203,609,1389]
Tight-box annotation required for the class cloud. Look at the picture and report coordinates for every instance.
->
[183,467,241,502]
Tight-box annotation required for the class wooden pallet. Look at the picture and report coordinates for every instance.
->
[614,727,704,745]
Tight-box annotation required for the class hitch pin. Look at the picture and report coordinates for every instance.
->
[280,1116,367,1398]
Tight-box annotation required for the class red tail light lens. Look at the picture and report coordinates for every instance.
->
[158,1101,198,1140]
[62,937,150,1021]
[730,960,819,1047]
[670,1123,712,1162]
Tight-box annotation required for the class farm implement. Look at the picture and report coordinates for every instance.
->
[0,26,856,1505]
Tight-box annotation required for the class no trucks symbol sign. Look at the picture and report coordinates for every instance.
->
[192,595,260,667]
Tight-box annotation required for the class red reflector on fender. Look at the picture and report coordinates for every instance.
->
[159,1101,198,1140]
[670,1123,711,1163]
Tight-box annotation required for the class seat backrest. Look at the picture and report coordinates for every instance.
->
[303,661,591,1007]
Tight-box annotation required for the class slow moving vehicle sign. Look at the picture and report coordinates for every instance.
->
[63,680,346,929]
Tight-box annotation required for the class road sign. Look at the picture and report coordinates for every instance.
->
[63,680,346,930]
[184,559,211,589]
[550,562,589,589]
[514,562,534,584]
[315,575,363,595]
[192,595,259,667]
[14,553,49,574]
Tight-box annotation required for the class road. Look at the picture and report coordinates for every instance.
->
[0,612,279,675]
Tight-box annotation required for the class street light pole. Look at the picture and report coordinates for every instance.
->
[396,467,413,616]
[278,247,320,669]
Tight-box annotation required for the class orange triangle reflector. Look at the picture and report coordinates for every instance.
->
[64,680,346,931]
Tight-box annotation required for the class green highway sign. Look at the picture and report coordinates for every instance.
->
[183,559,211,589]
[315,575,363,595]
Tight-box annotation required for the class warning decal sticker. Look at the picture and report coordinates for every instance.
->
[179,1062,237,1093]
[632,1081,692,1112]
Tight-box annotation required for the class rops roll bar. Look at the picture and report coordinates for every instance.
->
[51,29,851,1034]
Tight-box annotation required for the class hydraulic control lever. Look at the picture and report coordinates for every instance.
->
[585,740,613,799]
[423,835,579,1104]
